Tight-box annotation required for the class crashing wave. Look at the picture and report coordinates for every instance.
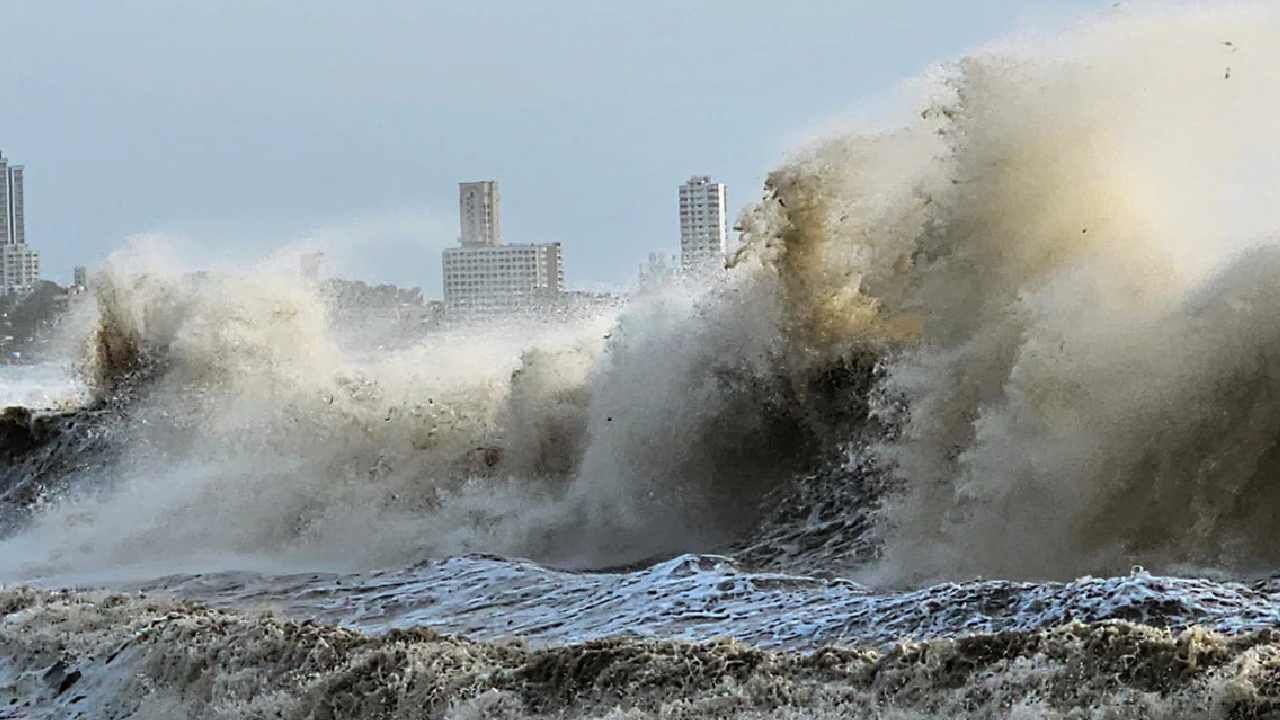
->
[7,3,1280,587]
[9,3,1280,716]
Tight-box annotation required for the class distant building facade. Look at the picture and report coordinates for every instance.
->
[0,151,38,296]
[443,181,565,318]
[638,251,678,289]
[443,242,564,316]
[459,180,502,246]
[562,290,624,317]
[678,175,727,273]
[0,245,39,296]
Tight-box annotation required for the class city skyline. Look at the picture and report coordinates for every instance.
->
[0,1,1111,294]
[0,153,729,301]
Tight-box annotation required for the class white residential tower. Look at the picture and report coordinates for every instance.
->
[678,175,727,273]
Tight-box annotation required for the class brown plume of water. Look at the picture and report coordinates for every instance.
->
[736,3,1280,582]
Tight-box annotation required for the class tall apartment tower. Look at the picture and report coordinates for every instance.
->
[678,175,727,272]
[459,181,501,246]
[0,152,25,246]
[0,151,38,296]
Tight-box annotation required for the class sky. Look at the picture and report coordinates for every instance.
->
[3,0,1111,296]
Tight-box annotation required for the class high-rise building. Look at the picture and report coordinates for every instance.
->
[0,152,25,247]
[443,180,564,318]
[459,181,502,246]
[0,151,38,296]
[678,175,727,273]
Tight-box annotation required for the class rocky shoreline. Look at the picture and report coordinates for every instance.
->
[0,404,119,537]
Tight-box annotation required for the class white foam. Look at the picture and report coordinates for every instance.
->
[74,556,1280,651]
[0,363,86,410]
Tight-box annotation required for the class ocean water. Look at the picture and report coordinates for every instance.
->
[7,3,1280,717]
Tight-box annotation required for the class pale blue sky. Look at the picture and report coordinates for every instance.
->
[4,0,1109,295]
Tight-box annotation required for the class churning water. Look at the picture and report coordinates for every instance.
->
[7,4,1280,717]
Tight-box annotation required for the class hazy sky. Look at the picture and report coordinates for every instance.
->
[4,0,1110,295]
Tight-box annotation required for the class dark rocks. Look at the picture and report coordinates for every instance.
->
[41,660,81,696]
[0,407,37,459]
[0,403,123,536]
